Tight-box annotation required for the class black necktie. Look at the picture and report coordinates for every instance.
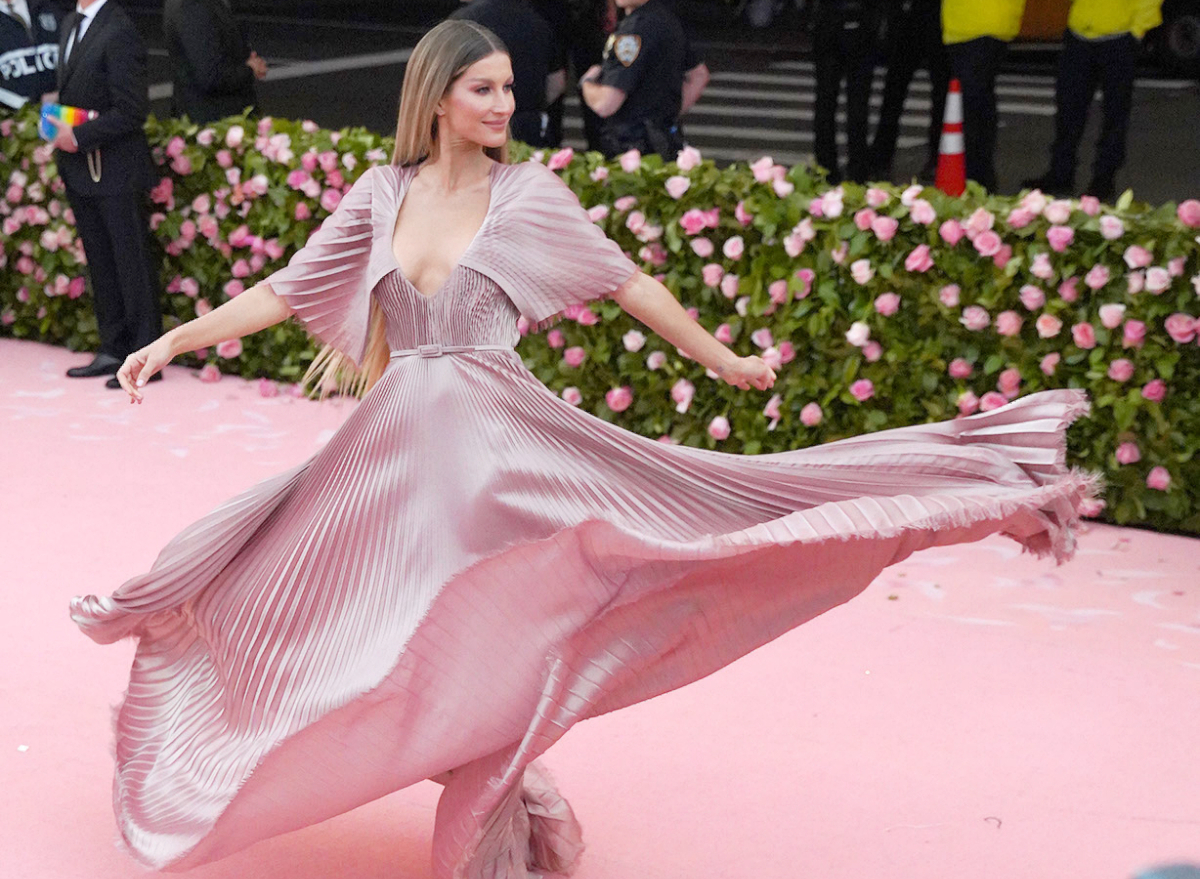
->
[67,14,85,66]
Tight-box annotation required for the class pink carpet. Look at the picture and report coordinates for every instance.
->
[3,337,1198,879]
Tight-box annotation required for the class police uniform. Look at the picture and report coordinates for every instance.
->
[596,0,700,158]
[0,0,60,110]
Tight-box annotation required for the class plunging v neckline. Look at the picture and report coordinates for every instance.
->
[390,162,497,301]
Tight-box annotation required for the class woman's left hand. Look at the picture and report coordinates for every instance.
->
[717,356,776,391]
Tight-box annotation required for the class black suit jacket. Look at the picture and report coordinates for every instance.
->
[56,1,153,196]
[163,0,256,125]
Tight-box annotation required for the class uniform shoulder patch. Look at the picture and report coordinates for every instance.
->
[614,34,642,67]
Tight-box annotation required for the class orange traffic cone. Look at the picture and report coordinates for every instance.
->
[935,79,966,197]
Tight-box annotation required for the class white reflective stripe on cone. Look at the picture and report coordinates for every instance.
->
[938,132,965,154]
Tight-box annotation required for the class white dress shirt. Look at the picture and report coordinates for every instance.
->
[65,0,108,64]
[1,0,32,29]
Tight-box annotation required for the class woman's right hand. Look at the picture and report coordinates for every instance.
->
[116,336,176,404]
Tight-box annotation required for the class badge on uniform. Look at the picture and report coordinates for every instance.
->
[39,12,58,31]
[614,35,641,68]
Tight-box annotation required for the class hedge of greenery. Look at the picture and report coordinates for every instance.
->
[2,105,1199,533]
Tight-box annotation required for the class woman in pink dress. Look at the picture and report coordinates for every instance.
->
[77,19,1095,879]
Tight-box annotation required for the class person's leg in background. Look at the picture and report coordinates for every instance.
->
[1026,30,1097,194]
[870,3,921,180]
[812,7,846,183]
[66,192,131,368]
[1088,33,1137,202]
[97,191,161,356]
[948,35,1004,191]
[922,2,952,180]
[843,11,877,183]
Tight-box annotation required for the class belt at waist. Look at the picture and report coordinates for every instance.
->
[389,344,516,360]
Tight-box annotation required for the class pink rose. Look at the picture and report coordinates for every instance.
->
[623,330,646,352]
[195,299,213,317]
[575,308,600,326]
[1115,442,1141,465]
[714,323,734,343]
[587,204,609,223]
[1046,225,1075,252]
[960,305,990,331]
[1142,378,1166,402]
[671,378,695,413]
[995,310,1023,336]
[735,200,753,225]
[849,379,874,402]
[1072,322,1097,348]
[224,125,244,149]
[1043,199,1072,224]
[939,284,961,307]
[1030,252,1055,280]
[1040,352,1061,375]
[320,188,342,212]
[762,393,783,427]
[1079,195,1100,216]
[180,277,200,298]
[980,391,1008,412]
[768,279,789,304]
[850,258,875,285]
[68,276,86,299]
[1035,314,1063,338]
[1022,189,1048,214]
[871,215,899,242]
[831,242,849,264]
[863,341,883,362]
[821,187,845,218]
[605,386,633,413]
[680,208,708,235]
[707,416,731,441]
[1098,303,1126,329]
[761,347,783,370]
[1006,206,1036,229]
[1099,215,1124,240]
[1127,271,1145,294]
[675,145,702,170]
[223,279,244,298]
[1146,466,1171,491]
[910,199,936,225]
[691,237,714,258]
[216,338,242,359]
[547,147,574,171]
[1177,199,1200,228]
[1124,245,1152,269]
[866,188,890,208]
[614,195,637,212]
[854,207,877,231]
[231,259,251,279]
[720,273,740,299]
[966,207,995,235]
[563,346,587,367]
[973,230,1002,257]
[1019,285,1046,310]
[1058,276,1080,302]
[665,175,691,199]
[901,184,923,206]
[198,363,221,383]
[646,351,667,370]
[1107,358,1135,382]
[257,378,279,398]
[701,263,725,287]
[794,268,815,299]
[723,236,745,260]
[939,219,965,245]
[1122,319,1146,348]
[800,402,823,426]
[558,387,581,406]
[904,244,934,273]
[958,391,980,416]
[993,244,1014,269]
[948,358,973,379]
[998,367,1022,398]
[545,328,565,349]
[875,292,901,316]
[618,149,642,173]
[773,177,795,198]
[845,321,871,347]
[1164,313,1197,343]
[751,327,774,349]
[778,341,797,363]
[1084,264,1110,290]
[1145,266,1171,293]
[1168,257,1186,277]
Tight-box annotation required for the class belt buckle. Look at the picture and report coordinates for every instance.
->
[417,344,442,358]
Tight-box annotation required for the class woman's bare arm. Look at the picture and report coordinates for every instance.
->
[612,271,775,390]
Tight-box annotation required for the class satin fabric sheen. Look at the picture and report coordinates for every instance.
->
[70,162,1096,878]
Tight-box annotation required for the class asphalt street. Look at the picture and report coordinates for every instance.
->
[130,8,1200,204]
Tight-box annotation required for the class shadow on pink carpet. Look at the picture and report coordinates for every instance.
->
[3,339,1198,879]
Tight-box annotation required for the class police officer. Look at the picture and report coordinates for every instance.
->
[579,0,709,159]
[0,0,61,110]
[450,0,565,146]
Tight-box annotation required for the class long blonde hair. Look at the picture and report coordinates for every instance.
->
[304,20,511,398]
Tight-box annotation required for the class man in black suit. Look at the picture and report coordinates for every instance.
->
[163,0,265,125]
[47,0,162,386]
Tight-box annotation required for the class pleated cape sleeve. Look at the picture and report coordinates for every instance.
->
[463,162,640,329]
[263,166,379,367]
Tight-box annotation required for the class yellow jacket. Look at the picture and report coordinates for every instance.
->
[942,0,1027,45]
[1068,0,1164,39]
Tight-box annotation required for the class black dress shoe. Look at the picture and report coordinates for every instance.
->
[1085,177,1116,204]
[66,353,122,378]
[1021,175,1073,197]
[106,373,162,390]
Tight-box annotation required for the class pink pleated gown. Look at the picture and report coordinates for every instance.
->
[71,161,1096,878]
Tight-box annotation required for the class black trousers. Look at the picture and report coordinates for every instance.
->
[1046,31,1137,187]
[545,16,607,150]
[947,36,1007,192]
[67,189,161,360]
[871,0,951,172]
[813,8,878,183]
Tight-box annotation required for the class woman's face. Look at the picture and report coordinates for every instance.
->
[437,51,515,150]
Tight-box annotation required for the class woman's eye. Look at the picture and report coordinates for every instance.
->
[504,84,513,92]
